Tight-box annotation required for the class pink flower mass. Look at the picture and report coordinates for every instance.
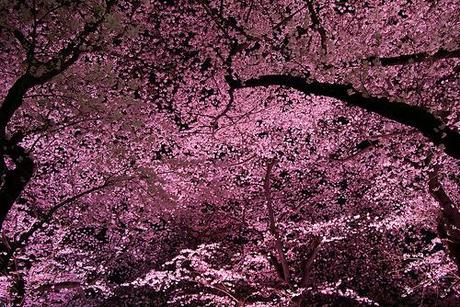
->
[0,0,459,306]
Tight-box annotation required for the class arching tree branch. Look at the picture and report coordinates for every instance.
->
[367,48,460,67]
[232,75,460,160]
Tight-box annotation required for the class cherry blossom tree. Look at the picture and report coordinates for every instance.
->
[1,0,459,306]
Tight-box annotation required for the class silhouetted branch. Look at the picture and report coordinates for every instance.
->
[233,75,460,160]
[305,0,327,55]
[367,48,460,67]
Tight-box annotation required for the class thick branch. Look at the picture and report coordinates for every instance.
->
[0,1,113,134]
[368,48,460,67]
[235,75,460,160]
[0,75,38,136]
[0,0,116,232]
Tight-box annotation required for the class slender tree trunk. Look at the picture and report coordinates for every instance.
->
[263,158,291,284]
[428,166,460,272]
[300,236,321,286]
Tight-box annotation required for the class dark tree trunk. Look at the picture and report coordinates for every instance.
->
[0,75,37,231]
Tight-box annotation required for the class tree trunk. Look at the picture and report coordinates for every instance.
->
[264,158,291,284]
